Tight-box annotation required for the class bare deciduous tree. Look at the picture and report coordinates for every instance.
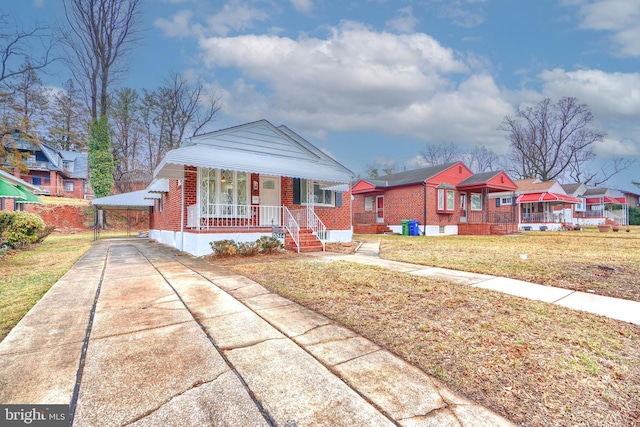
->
[61,0,142,121]
[462,144,500,173]
[499,97,605,182]
[48,79,89,150]
[0,14,55,88]
[363,159,403,179]
[419,142,461,167]
[145,73,221,170]
[568,156,636,187]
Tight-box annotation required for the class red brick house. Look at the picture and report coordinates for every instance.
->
[352,162,518,236]
[2,130,90,199]
[0,169,42,211]
[93,120,354,255]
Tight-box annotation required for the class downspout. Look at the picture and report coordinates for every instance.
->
[423,181,427,236]
[180,172,185,252]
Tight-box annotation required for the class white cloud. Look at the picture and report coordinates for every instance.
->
[154,10,195,38]
[539,68,640,119]
[206,1,270,36]
[572,0,640,56]
[198,22,514,149]
[290,0,313,14]
[385,7,419,34]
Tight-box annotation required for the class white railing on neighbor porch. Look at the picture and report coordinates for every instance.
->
[520,212,555,223]
[290,206,327,251]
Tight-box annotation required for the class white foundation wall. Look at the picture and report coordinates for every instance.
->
[150,228,353,257]
[388,225,458,236]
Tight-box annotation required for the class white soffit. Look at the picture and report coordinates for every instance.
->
[92,190,155,210]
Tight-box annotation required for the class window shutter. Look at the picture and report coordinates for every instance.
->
[496,198,501,207]
[293,178,301,204]
[335,192,342,207]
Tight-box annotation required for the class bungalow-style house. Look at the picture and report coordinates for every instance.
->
[93,120,355,256]
[0,169,42,211]
[2,129,90,199]
[491,178,581,231]
[573,187,628,226]
[351,162,518,236]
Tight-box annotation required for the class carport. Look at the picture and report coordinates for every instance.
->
[91,190,155,240]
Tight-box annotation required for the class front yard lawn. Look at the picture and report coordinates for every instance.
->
[213,228,640,426]
[378,227,640,302]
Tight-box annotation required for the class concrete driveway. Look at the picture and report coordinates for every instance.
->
[0,240,513,426]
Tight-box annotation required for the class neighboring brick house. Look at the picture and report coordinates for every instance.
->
[0,169,41,211]
[92,120,354,256]
[2,129,90,199]
[352,162,518,236]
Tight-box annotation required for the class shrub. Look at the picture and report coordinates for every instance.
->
[210,236,284,257]
[0,211,46,248]
[237,241,260,256]
[210,239,238,256]
[257,236,284,254]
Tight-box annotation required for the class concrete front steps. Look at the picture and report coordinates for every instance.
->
[285,228,324,252]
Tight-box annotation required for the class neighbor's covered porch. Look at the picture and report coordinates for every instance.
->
[516,192,580,231]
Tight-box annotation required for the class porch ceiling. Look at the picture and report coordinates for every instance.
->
[154,144,353,184]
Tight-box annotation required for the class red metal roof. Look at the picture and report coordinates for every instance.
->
[516,192,581,204]
[585,196,619,204]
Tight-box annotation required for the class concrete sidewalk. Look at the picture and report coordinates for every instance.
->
[0,240,513,427]
[347,243,640,326]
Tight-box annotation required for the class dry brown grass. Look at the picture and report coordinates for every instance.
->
[377,227,640,302]
[223,257,640,426]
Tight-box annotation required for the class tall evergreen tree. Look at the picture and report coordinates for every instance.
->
[87,116,114,198]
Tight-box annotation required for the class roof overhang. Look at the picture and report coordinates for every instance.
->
[92,190,155,211]
[153,144,353,184]
[0,179,26,199]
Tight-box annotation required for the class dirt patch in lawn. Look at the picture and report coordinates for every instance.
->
[218,257,640,427]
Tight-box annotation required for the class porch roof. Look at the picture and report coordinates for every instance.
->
[516,192,581,204]
[153,120,354,184]
[585,196,620,204]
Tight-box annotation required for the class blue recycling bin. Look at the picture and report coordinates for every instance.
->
[409,220,419,236]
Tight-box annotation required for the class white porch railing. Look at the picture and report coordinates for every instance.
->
[282,206,300,253]
[520,212,555,223]
[187,204,283,229]
[290,207,327,251]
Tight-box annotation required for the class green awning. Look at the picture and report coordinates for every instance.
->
[14,185,42,204]
[0,179,26,200]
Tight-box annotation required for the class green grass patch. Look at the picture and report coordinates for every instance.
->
[0,232,94,340]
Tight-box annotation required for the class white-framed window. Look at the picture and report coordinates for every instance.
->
[199,168,249,217]
[575,198,586,212]
[64,180,74,192]
[364,196,373,211]
[471,193,483,211]
[301,180,335,206]
[501,197,513,205]
[62,160,74,170]
[437,188,455,212]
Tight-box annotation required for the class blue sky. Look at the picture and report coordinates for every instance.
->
[5,0,640,190]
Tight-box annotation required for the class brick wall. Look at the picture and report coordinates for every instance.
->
[353,184,461,227]
[281,177,351,230]
[150,166,196,231]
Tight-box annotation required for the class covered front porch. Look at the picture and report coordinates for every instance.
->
[516,192,580,231]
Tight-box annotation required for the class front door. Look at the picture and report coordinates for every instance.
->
[376,195,384,223]
[259,175,281,226]
[460,192,467,223]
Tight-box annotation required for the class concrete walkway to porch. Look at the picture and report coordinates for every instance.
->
[351,241,640,326]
